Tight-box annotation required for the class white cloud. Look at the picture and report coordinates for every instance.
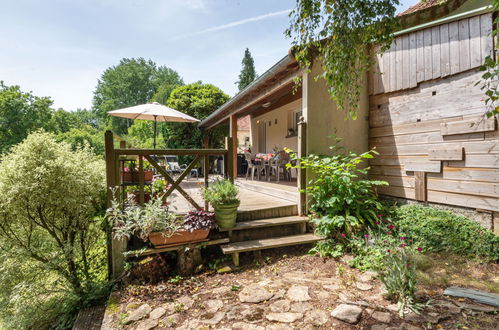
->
[171,8,292,40]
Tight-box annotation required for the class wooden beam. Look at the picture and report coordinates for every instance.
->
[138,156,145,205]
[115,148,226,156]
[297,118,307,215]
[104,131,116,207]
[203,135,210,211]
[230,115,238,177]
[227,136,235,182]
[405,160,441,173]
[441,116,496,135]
[414,171,427,202]
[428,147,463,160]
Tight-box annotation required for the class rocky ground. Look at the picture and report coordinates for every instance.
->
[101,246,499,329]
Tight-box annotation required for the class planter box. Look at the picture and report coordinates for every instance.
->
[148,229,209,248]
[122,170,154,183]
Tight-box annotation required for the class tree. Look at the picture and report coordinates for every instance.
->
[236,48,258,91]
[286,0,400,119]
[0,132,107,328]
[165,83,230,157]
[0,82,54,152]
[476,0,499,117]
[92,58,183,134]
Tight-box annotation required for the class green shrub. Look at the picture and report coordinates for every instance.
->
[393,204,499,262]
[203,179,239,206]
[289,139,387,236]
[0,131,109,329]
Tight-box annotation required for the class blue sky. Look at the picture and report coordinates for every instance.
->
[0,0,418,110]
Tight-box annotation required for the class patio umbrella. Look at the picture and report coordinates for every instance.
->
[108,102,199,148]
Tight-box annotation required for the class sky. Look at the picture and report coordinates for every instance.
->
[0,0,419,111]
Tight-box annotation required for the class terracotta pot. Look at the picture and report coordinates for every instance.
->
[148,229,209,248]
[122,170,154,183]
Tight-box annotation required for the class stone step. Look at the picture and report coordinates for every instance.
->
[219,216,308,232]
[221,233,324,266]
[237,204,298,221]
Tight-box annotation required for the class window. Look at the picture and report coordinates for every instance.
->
[290,109,302,136]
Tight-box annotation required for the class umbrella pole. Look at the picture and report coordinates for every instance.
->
[153,116,157,149]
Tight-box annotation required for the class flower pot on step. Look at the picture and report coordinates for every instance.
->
[213,202,240,229]
[148,229,210,248]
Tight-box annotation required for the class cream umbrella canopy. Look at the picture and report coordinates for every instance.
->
[108,102,199,148]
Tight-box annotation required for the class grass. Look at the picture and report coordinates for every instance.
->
[415,253,499,294]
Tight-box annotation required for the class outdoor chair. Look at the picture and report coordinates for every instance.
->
[268,150,291,183]
[244,152,264,181]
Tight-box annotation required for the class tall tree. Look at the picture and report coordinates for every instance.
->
[286,0,400,119]
[236,48,257,91]
[92,58,183,134]
[0,82,54,153]
[165,83,229,160]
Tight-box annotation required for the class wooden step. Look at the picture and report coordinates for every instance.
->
[237,204,298,221]
[221,233,324,266]
[219,216,308,232]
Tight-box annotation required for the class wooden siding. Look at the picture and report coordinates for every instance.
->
[369,68,499,212]
[370,13,493,95]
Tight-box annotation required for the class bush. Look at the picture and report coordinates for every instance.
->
[0,131,108,329]
[393,204,499,262]
[290,139,387,236]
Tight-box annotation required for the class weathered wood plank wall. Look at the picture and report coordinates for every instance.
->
[368,13,499,213]
[370,14,493,95]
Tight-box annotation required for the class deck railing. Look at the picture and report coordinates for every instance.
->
[104,130,234,278]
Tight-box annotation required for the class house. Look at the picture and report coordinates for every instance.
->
[199,0,499,233]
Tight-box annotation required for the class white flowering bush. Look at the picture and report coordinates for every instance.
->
[0,131,107,329]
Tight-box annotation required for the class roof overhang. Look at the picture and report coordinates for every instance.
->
[199,54,302,129]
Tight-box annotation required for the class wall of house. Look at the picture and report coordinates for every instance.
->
[367,11,499,227]
[303,61,370,156]
[250,98,301,153]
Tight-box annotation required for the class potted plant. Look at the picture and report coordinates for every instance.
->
[203,179,240,229]
[122,161,154,183]
[108,197,217,248]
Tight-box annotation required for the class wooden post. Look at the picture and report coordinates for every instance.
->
[203,135,210,211]
[138,156,145,205]
[414,171,427,202]
[297,118,307,215]
[230,115,238,178]
[227,136,235,183]
[105,131,116,207]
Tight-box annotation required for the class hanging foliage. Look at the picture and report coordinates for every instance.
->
[285,0,400,119]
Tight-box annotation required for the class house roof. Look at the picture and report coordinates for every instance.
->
[399,0,443,16]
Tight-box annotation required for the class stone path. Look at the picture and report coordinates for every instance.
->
[101,251,497,330]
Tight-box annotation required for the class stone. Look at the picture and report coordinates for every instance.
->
[359,271,377,282]
[204,299,223,312]
[124,304,152,324]
[304,310,329,326]
[331,304,363,324]
[226,305,250,320]
[212,286,233,298]
[160,314,181,328]
[134,318,158,330]
[200,311,225,325]
[323,284,340,291]
[341,254,354,263]
[370,325,387,330]
[356,282,373,291]
[265,312,303,323]
[404,311,425,322]
[239,284,274,303]
[270,289,286,300]
[149,307,166,320]
[282,271,314,283]
[217,266,233,273]
[458,302,498,313]
[162,302,176,314]
[401,323,422,330]
[316,291,331,299]
[372,311,391,323]
[266,324,295,330]
[232,322,265,330]
[270,300,291,313]
[386,304,399,313]
[290,302,313,313]
[243,306,266,323]
[176,296,194,309]
[286,285,311,302]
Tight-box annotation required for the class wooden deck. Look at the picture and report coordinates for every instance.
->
[169,177,297,214]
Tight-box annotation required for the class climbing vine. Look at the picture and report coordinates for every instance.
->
[285,0,400,119]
